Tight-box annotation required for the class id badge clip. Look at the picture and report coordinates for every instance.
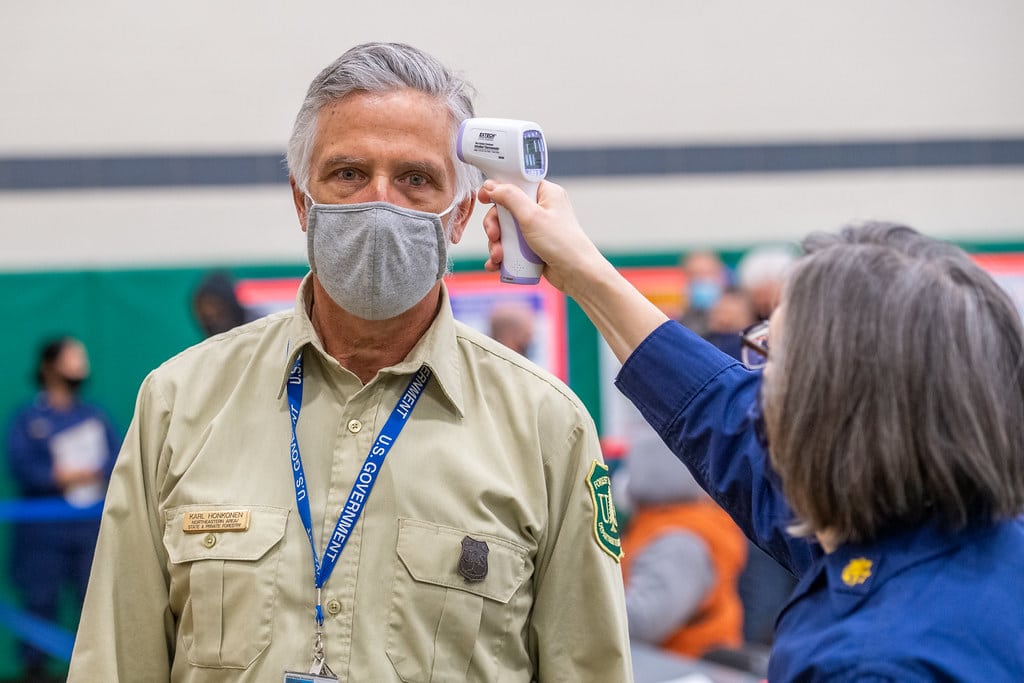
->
[283,625,338,682]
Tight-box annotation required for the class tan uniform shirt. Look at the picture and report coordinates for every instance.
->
[68,277,632,682]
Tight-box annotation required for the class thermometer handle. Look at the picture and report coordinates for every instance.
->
[498,181,544,284]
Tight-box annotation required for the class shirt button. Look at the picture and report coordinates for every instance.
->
[347,419,362,434]
[203,534,216,548]
[326,599,342,615]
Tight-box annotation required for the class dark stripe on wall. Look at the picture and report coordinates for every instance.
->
[555,138,1024,177]
[1,137,1023,191]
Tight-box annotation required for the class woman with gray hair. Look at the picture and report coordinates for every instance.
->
[479,179,1024,681]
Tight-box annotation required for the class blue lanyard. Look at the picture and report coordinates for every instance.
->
[287,353,432,625]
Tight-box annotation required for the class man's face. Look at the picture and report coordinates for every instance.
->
[684,252,725,284]
[291,88,472,242]
[750,281,782,320]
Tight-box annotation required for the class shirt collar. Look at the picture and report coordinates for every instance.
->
[783,520,973,619]
[277,274,465,418]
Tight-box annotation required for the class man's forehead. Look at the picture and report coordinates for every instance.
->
[313,90,456,157]
[318,89,453,127]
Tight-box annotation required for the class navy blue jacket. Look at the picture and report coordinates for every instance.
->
[6,394,120,499]
[616,321,1024,682]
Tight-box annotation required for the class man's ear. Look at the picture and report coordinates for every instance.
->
[447,193,477,245]
[290,177,308,232]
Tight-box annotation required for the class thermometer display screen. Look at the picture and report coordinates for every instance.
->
[523,134,545,171]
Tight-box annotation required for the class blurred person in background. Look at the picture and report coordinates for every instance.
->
[702,286,756,360]
[618,406,746,660]
[479,178,1024,681]
[191,270,252,338]
[678,250,729,337]
[735,245,796,321]
[5,337,120,683]
[487,300,536,358]
[69,43,631,682]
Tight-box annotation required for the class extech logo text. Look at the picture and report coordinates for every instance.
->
[477,132,497,140]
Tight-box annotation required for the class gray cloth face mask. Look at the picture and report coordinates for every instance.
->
[305,197,457,320]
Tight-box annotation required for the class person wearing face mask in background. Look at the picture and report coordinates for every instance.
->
[68,43,631,682]
[5,336,121,683]
[678,251,729,338]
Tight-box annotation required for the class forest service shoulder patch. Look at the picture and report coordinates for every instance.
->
[586,460,622,562]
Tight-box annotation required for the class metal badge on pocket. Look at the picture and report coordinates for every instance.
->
[458,536,489,582]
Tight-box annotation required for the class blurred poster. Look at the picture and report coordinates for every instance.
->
[446,272,567,381]
[234,273,568,380]
[236,278,303,318]
[599,267,686,445]
[973,253,1024,319]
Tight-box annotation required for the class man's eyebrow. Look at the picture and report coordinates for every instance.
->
[321,155,369,168]
[396,159,446,177]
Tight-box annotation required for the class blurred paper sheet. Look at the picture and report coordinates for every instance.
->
[50,418,106,507]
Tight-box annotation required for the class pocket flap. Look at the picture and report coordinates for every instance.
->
[164,504,290,564]
[396,518,528,604]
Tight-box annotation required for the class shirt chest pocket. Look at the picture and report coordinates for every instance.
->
[387,518,530,683]
[164,505,290,670]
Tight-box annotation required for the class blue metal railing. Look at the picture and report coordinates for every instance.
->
[0,497,103,663]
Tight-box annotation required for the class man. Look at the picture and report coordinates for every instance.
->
[487,300,536,358]
[735,245,796,321]
[618,405,747,660]
[67,43,631,682]
[678,250,729,337]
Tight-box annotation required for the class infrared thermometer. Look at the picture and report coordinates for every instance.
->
[457,118,547,285]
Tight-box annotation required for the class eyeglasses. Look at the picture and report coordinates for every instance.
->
[740,320,769,370]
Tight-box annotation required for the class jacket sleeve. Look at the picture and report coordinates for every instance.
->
[67,373,174,682]
[616,321,818,576]
[6,408,59,496]
[528,410,633,682]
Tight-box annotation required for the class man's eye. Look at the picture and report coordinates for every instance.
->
[407,173,428,187]
[338,169,360,181]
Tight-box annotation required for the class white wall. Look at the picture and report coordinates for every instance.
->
[2,0,1023,270]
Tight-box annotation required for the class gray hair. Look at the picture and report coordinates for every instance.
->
[762,221,1024,543]
[736,244,798,289]
[286,42,482,199]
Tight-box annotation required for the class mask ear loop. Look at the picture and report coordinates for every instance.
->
[437,196,460,219]
[436,194,468,278]
[437,193,468,237]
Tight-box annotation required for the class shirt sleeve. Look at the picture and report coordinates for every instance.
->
[5,408,59,496]
[67,374,174,682]
[615,321,818,576]
[528,410,633,682]
[99,408,123,480]
[625,531,714,644]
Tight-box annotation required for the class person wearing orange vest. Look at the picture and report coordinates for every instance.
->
[618,408,746,659]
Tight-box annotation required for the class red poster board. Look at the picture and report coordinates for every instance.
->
[973,253,1024,318]
[445,272,568,381]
